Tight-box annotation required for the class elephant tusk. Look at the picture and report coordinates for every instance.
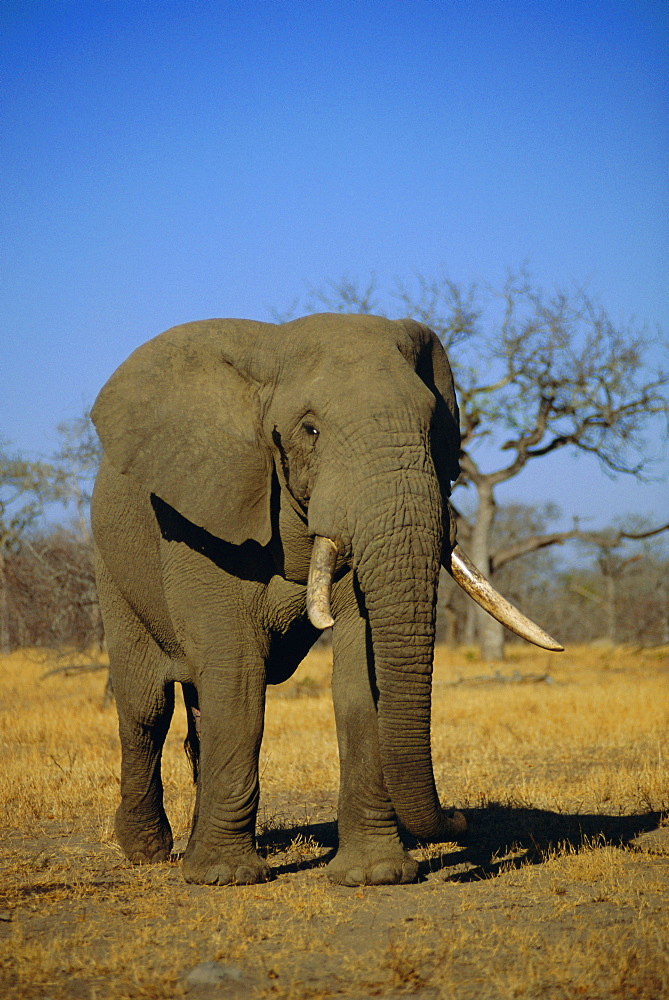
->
[447,544,564,652]
[307,535,339,629]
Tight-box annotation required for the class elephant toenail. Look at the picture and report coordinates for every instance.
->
[342,868,366,886]
[208,868,232,885]
[401,862,419,883]
[370,864,398,884]
[234,866,257,884]
[129,851,149,865]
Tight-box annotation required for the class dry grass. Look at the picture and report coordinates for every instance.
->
[1,642,668,999]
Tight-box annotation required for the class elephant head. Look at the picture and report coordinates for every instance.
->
[92,313,560,846]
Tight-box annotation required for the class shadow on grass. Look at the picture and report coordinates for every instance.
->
[254,806,663,881]
[436,804,663,882]
[256,820,338,875]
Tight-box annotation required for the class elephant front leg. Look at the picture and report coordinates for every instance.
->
[328,601,419,886]
[182,660,270,886]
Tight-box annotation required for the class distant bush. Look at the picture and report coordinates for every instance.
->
[3,528,102,650]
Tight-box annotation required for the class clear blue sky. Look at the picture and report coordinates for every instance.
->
[2,0,667,531]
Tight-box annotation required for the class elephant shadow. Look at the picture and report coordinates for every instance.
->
[429,804,663,882]
[254,805,663,881]
[254,820,337,876]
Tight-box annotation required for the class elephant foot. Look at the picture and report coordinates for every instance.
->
[182,844,270,886]
[115,805,173,864]
[326,846,419,886]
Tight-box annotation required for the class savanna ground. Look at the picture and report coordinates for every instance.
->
[1,642,668,1000]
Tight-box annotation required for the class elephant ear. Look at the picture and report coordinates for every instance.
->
[394,319,461,485]
[91,320,274,546]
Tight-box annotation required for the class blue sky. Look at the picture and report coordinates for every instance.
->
[2,0,667,531]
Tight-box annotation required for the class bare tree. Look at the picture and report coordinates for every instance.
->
[52,412,104,648]
[0,444,68,652]
[563,521,669,645]
[296,273,669,658]
[7,528,102,650]
[54,411,102,541]
[0,416,104,655]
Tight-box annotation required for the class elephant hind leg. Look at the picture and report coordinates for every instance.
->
[114,697,175,865]
[97,561,175,864]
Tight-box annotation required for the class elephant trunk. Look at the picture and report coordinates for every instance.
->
[348,456,461,843]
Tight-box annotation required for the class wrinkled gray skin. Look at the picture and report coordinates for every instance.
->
[91,313,466,887]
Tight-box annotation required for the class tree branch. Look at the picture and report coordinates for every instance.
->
[491,522,669,573]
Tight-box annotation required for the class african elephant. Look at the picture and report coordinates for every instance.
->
[91,313,561,886]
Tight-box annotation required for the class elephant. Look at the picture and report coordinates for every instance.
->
[91,312,561,887]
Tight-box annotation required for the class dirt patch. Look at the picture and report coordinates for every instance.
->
[2,807,668,1000]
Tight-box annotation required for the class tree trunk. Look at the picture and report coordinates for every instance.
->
[464,600,476,645]
[443,603,458,648]
[0,547,9,655]
[470,484,505,661]
[605,569,616,644]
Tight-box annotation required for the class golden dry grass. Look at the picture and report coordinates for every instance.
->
[1,642,668,999]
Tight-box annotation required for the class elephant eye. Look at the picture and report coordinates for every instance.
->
[302,422,319,439]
